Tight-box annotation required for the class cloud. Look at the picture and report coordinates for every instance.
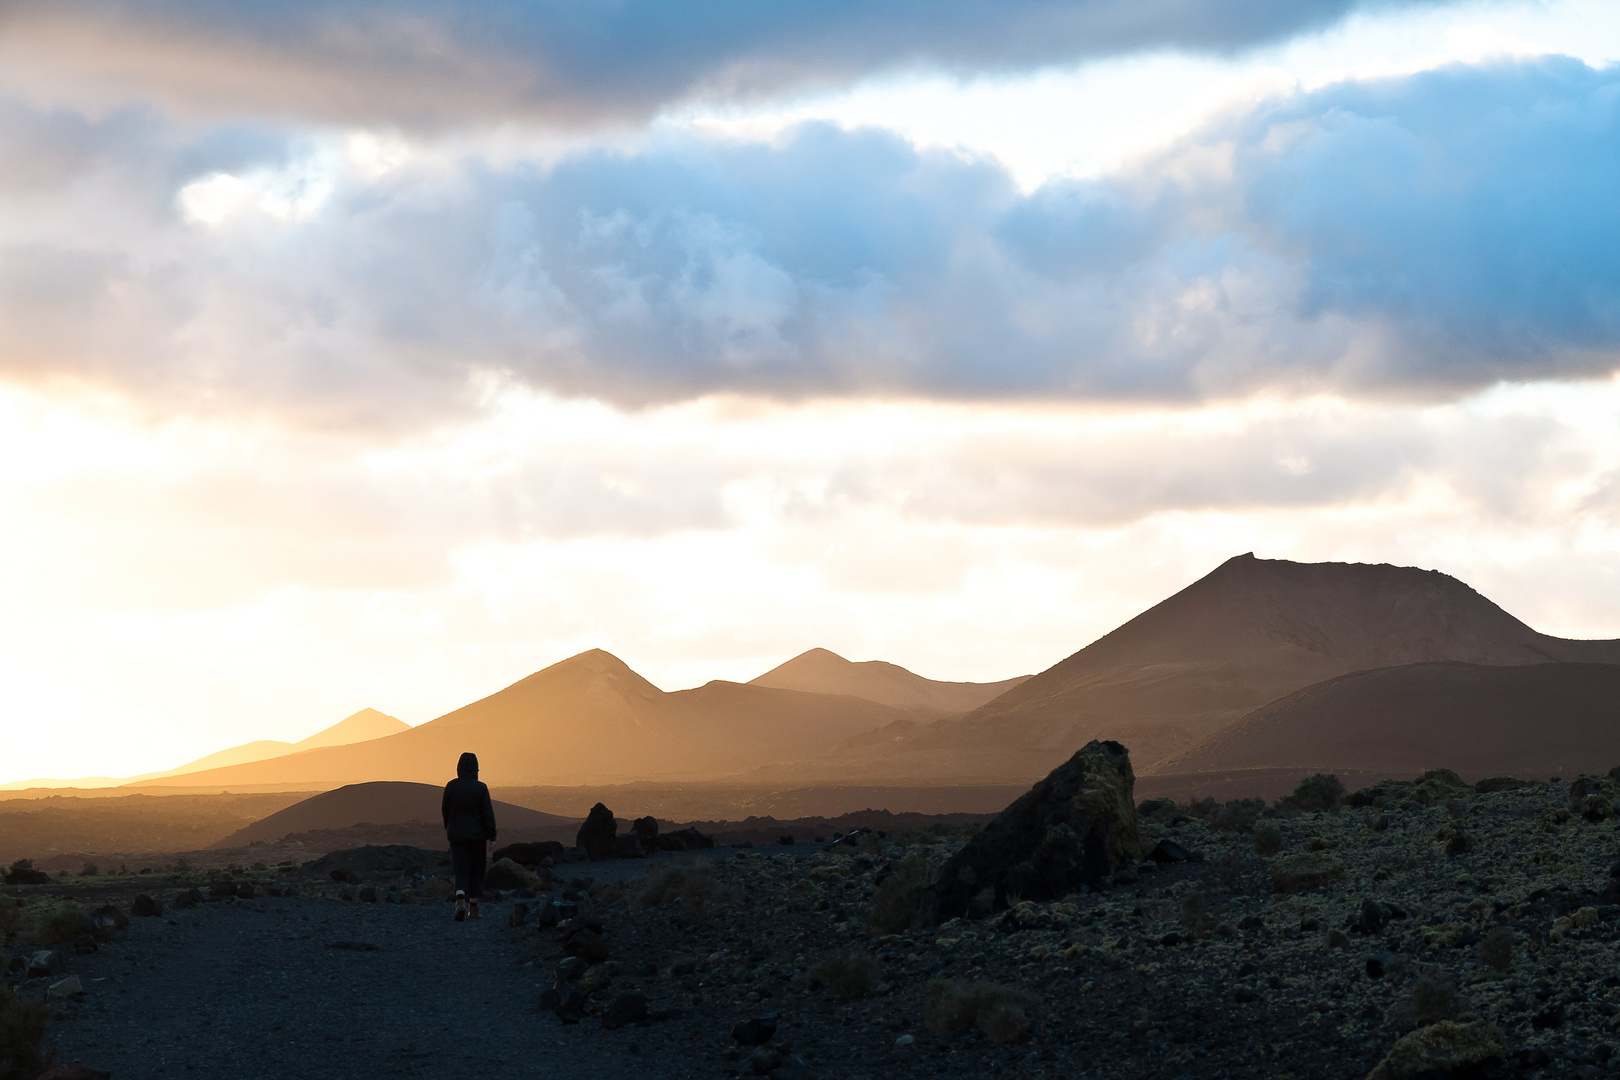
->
[0,0,1450,129]
[0,57,1616,421]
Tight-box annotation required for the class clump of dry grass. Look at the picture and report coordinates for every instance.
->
[1476,927,1514,972]
[869,854,932,935]
[924,979,1035,1044]
[635,860,724,918]
[0,983,49,1080]
[37,902,93,946]
[800,949,882,1001]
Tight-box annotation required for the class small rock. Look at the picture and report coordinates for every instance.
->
[28,950,66,978]
[93,905,128,933]
[602,990,649,1029]
[357,886,378,903]
[132,894,162,917]
[1147,839,1198,863]
[732,1014,779,1046]
[48,975,84,999]
[556,956,589,982]
[1232,987,1260,1003]
[1366,952,1398,979]
[563,927,609,965]
[1270,853,1345,894]
[894,1034,915,1047]
[385,890,403,904]
[172,888,202,909]
[1358,900,1393,935]
[1325,929,1350,950]
[552,986,589,1024]
[750,1047,783,1075]
[235,882,255,900]
[1364,1020,1505,1080]
[72,934,97,954]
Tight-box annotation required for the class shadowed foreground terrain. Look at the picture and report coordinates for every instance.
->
[11,766,1620,1079]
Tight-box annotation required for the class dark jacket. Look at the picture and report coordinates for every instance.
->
[442,752,497,844]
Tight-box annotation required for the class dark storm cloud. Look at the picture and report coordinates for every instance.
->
[0,57,1616,421]
[0,0,1451,128]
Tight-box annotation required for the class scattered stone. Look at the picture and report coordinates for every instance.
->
[357,886,378,903]
[1147,839,1199,863]
[485,858,544,891]
[1325,929,1350,950]
[1270,853,1346,893]
[657,826,715,851]
[491,841,566,866]
[132,894,163,917]
[563,926,609,965]
[48,975,84,999]
[615,833,648,859]
[27,951,66,978]
[556,956,588,982]
[732,1014,780,1046]
[235,882,256,900]
[894,1034,915,1047]
[385,890,403,904]
[1366,953,1398,979]
[171,888,201,909]
[750,1047,783,1074]
[1364,1020,1505,1080]
[602,990,649,1029]
[71,934,97,955]
[914,740,1139,924]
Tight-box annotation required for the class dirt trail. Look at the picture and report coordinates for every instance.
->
[45,895,698,1080]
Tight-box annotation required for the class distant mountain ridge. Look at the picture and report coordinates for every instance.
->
[810,554,1620,783]
[749,648,1029,714]
[125,650,935,790]
[0,709,410,791]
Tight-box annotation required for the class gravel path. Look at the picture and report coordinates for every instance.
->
[44,891,701,1080]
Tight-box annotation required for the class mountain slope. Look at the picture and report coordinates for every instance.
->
[291,709,410,751]
[127,650,924,790]
[749,648,1030,714]
[1159,661,1620,782]
[208,781,577,847]
[826,554,1620,783]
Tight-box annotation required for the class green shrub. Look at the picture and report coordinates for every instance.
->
[38,902,93,945]
[79,863,97,878]
[0,984,49,1080]
[1402,965,1462,1027]
[1212,799,1265,832]
[804,949,882,1001]
[924,980,1034,1044]
[869,854,932,935]
[1254,824,1283,856]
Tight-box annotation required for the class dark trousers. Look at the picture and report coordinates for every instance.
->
[450,839,486,898]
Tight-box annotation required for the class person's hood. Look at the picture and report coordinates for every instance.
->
[457,752,478,779]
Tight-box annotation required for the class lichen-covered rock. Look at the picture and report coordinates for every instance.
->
[1364,1020,1505,1080]
[1269,852,1345,893]
[912,739,1138,925]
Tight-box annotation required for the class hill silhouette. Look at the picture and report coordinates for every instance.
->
[1156,660,1620,782]
[127,650,925,790]
[749,648,1029,714]
[208,781,577,848]
[1,709,410,790]
[814,554,1620,783]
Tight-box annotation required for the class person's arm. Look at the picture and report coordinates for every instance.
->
[481,786,497,844]
[442,784,452,830]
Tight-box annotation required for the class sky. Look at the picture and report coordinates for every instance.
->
[3,0,1620,781]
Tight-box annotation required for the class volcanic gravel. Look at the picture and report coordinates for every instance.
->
[10,772,1620,1079]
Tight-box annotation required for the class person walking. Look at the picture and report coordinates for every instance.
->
[441,751,497,921]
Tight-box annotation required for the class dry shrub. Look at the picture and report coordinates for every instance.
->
[869,854,932,935]
[1178,892,1218,937]
[1212,799,1265,833]
[803,949,882,1001]
[79,863,97,878]
[0,899,20,942]
[925,980,1034,1044]
[0,983,49,1080]
[37,902,93,945]
[635,860,723,918]
[1254,824,1283,857]
[1290,774,1346,813]
[1476,927,1514,972]
[1204,850,1245,892]
[1392,965,1462,1029]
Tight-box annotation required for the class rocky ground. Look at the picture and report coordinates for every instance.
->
[8,770,1620,1079]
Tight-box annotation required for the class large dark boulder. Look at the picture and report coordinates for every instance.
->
[491,841,566,866]
[913,739,1139,926]
[631,816,659,850]
[4,860,50,886]
[576,803,618,862]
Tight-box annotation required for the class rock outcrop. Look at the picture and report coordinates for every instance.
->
[912,739,1139,925]
[576,803,618,862]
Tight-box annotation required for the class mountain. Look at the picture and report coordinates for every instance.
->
[126,650,926,791]
[1155,661,1620,783]
[208,781,577,848]
[0,709,411,790]
[749,648,1030,714]
[819,554,1620,783]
